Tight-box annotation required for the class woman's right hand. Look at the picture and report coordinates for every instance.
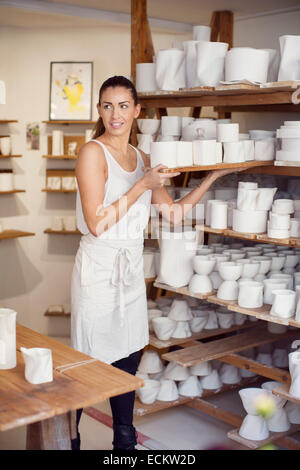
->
[141,164,181,190]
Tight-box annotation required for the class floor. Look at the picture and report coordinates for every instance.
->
[0,336,295,451]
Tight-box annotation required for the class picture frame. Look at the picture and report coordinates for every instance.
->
[49,61,93,121]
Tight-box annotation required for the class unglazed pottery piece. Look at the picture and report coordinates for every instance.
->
[239,414,269,441]
[168,299,192,321]
[138,350,164,374]
[137,379,160,404]
[189,274,213,295]
[238,281,263,309]
[157,229,198,288]
[254,139,276,161]
[150,141,178,168]
[285,402,300,424]
[0,136,11,156]
[195,41,228,87]
[232,209,268,234]
[157,379,179,401]
[270,289,296,319]
[210,202,228,229]
[289,351,300,398]
[272,347,289,365]
[216,123,239,143]
[0,308,17,370]
[156,49,186,91]
[200,369,222,390]
[190,361,212,376]
[163,361,191,381]
[193,139,217,165]
[278,35,300,81]
[223,141,245,163]
[192,25,211,42]
[178,375,203,397]
[172,320,192,339]
[263,279,288,304]
[136,63,157,92]
[216,310,234,329]
[204,310,219,330]
[225,47,269,83]
[220,364,241,384]
[20,347,53,384]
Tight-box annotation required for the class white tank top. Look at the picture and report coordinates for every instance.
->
[76,140,152,240]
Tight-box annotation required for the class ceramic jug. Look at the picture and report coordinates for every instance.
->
[20,347,53,384]
[0,308,17,369]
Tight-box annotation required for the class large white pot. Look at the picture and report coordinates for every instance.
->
[278,35,300,81]
[193,139,216,165]
[20,347,53,384]
[289,351,300,398]
[150,141,178,168]
[238,281,263,308]
[225,48,269,83]
[136,63,157,92]
[0,308,17,370]
[270,289,296,319]
[195,41,228,87]
[232,209,268,233]
[156,49,186,91]
[183,40,200,88]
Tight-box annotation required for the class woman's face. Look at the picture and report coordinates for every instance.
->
[97,86,140,137]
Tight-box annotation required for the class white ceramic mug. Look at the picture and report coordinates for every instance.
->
[223,141,245,163]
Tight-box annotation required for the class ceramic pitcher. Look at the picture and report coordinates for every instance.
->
[0,308,17,370]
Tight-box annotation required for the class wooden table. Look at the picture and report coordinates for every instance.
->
[0,324,144,450]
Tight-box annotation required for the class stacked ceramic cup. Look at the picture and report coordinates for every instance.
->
[276,121,300,163]
[216,122,243,164]
[136,63,157,93]
[137,118,160,154]
[267,199,294,239]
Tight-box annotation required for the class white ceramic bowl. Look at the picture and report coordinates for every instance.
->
[152,317,177,341]
[137,119,160,135]
[218,262,243,281]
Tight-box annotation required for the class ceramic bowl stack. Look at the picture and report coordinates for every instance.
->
[156,49,186,91]
[136,350,164,404]
[164,362,203,398]
[238,388,270,441]
[267,199,294,239]
[232,182,275,234]
[189,255,216,295]
[276,121,300,163]
[166,299,193,339]
[137,119,160,154]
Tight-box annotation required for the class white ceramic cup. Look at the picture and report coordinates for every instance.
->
[223,141,245,163]
[193,140,217,165]
[217,123,239,143]
[270,289,296,318]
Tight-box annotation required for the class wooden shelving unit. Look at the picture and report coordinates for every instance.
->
[42,120,96,125]
[159,160,272,174]
[42,189,76,193]
[44,310,70,317]
[273,384,300,405]
[0,155,22,159]
[0,189,25,194]
[0,230,35,241]
[0,120,18,124]
[44,228,80,235]
[42,155,77,160]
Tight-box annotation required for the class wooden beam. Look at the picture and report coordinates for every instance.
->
[219,11,234,49]
[187,398,242,428]
[131,0,154,84]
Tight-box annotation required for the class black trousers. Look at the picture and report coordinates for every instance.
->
[75,349,142,435]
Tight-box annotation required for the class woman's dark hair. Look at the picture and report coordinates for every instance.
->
[93,76,138,139]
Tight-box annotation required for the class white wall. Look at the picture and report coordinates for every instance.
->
[0,10,299,336]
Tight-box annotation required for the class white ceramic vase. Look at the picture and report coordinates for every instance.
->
[270,289,296,319]
[195,41,228,87]
[278,35,300,81]
[156,49,186,91]
[20,347,53,385]
[225,48,269,83]
[0,137,11,156]
[0,308,17,370]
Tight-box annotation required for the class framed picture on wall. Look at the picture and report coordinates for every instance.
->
[49,61,93,121]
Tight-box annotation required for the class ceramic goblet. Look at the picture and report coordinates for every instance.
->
[217,262,243,301]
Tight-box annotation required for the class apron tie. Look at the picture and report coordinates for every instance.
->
[111,247,141,326]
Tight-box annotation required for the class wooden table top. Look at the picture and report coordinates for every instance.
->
[0,324,144,431]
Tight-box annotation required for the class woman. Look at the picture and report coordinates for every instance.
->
[71,75,244,450]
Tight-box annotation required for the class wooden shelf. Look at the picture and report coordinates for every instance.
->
[0,154,22,159]
[0,120,18,124]
[227,303,290,326]
[44,228,80,235]
[134,376,260,417]
[43,120,97,125]
[0,230,35,240]
[159,160,272,174]
[149,321,259,349]
[0,189,25,194]
[228,424,300,450]
[273,385,300,405]
[44,310,70,317]
[161,326,299,367]
[195,224,300,248]
[153,281,215,300]
[42,155,77,160]
[145,277,156,284]
[42,189,77,193]
[138,83,300,109]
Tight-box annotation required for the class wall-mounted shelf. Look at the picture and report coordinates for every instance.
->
[0,189,26,194]
[43,120,97,125]
[0,120,18,124]
[44,310,70,317]
[273,385,300,405]
[42,189,77,193]
[0,230,35,240]
[43,155,77,160]
[44,228,80,235]
[0,155,22,159]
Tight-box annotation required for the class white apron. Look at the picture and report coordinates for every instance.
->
[71,140,152,364]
